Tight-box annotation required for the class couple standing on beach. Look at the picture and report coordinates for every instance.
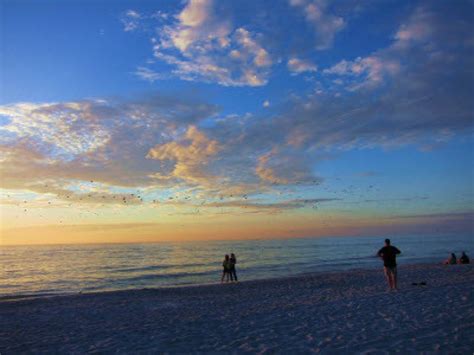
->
[222,253,238,283]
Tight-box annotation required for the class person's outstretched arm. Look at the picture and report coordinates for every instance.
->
[394,247,401,254]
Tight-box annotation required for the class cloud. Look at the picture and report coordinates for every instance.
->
[121,9,141,32]
[0,96,219,199]
[355,196,429,204]
[134,67,165,82]
[287,57,318,74]
[203,2,473,165]
[268,3,470,148]
[166,0,226,53]
[0,93,325,208]
[256,150,291,185]
[1,182,145,207]
[0,101,111,157]
[2,2,473,215]
[123,1,351,86]
[322,3,473,93]
[146,125,222,186]
[161,196,340,214]
[255,148,319,185]
[389,212,474,220]
[178,0,212,28]
[146,0,272,86]
[323,56,400,90]
[289,0,345,50]
[234,28,272,68]
[393,6,434,48]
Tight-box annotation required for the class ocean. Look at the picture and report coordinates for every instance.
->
[1,234,472,298]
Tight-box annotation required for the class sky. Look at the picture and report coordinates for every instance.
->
[0,0,473,245]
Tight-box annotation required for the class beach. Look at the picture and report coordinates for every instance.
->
[1,263,473,353]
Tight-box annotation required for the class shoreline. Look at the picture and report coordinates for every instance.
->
[0,259,445,302]
[1,263,473,352]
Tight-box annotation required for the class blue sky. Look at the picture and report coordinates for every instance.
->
[1,0,473,243]
[1,0,417,104]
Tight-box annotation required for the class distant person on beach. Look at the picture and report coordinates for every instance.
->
[377,239,401,290]
[229,253,238,282]
[444,253,457,265]
[222,254,231,283]
[459,251,470,264]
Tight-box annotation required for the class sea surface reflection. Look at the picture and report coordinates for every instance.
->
[1,234,471,297]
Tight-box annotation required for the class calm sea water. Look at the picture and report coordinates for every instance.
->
[1,234,472,298]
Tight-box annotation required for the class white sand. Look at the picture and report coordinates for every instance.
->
[1,263,473,353]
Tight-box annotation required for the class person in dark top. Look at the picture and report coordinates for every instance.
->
[459,251,470,264]
[229,253,238,282]
[221,254,231,283]
[377,239,401,290]
[444,253,457,265]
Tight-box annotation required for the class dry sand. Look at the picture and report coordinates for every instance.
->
[1,263,473,353]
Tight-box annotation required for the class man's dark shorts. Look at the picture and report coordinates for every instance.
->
[384,266,397,277]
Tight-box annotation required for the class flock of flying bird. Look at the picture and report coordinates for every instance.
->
[5,178,384,224]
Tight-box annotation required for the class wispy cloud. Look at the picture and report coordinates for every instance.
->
[255,148,317,185]
[287,57,318,75]
[389,211,474,220]
[321,4,472,93]
[289,0,345,50]
[163,197,340,213]
[134,67,165,82]
[121,9,141,32]
[277,2,474,148]
[0,101,111,156]
[323,56,399,90]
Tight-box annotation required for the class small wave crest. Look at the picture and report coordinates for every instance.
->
[118,270,215,283]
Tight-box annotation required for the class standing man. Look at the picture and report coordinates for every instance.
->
[229,253,238,282]
[377,239,401,290]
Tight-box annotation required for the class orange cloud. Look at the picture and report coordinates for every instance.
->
[255,148,315,185]
[147,126,221,186]
[255,150,290,184]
